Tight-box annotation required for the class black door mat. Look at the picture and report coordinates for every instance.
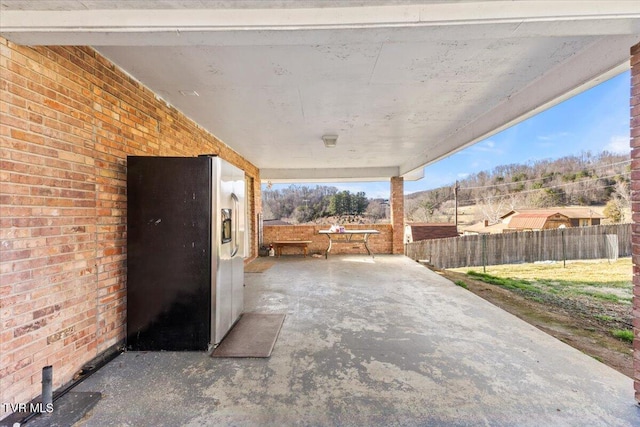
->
[211,312,285,358]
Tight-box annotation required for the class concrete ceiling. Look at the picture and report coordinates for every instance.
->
[1,1,639,182]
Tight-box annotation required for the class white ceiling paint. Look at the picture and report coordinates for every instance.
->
[1,1,639,182]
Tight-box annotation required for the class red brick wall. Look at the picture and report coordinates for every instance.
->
[390,176,405,254]
[0,39,260,415]
[631,41,640,403]
[263,224,393,256]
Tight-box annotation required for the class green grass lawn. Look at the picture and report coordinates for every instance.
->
[450,258,632,304]
[448,258,633,340]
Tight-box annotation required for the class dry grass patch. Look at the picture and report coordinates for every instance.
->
[463,258,630,285]
[450,258,632,305]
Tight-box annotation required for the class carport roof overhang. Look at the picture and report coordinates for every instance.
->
[1,1,639,183]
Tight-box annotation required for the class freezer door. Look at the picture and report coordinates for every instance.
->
[126,156,212,351]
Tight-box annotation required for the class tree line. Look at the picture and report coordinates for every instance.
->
[262,185,387,223]
[405,151,630,223]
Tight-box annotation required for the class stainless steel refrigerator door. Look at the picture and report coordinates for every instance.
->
[230,170,246,324]
[211,157,245,346]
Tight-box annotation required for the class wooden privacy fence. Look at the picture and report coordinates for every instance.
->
[405,224,631,269]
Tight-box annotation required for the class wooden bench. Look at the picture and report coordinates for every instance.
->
[272,240,313,257]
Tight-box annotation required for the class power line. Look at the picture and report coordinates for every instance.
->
[459,159,630,191]
[457,171,629,204]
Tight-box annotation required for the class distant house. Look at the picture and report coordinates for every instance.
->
[501,208,603,228]
[463,207,603,234]
[462,220,509,235]
[404,223,459,243]
[503,211,571,231]
[553,208,603,227]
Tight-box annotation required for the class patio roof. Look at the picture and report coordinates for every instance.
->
[1,1,639,182]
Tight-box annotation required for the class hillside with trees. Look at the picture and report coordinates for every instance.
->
[406,151,630,224]
[262,185,388,224]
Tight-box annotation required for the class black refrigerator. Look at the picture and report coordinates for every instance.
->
[126,156,246,351]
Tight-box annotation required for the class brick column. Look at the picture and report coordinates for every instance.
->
[631,41,640,403]
[245,172,261,262]
[390,176,405,254]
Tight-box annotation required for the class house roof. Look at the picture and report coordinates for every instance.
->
[462,221,509,234]
[407,223,458,241]
[502,208,604,220]
[507,212,569,230]
[555,208,604,219]
[500,209,557,220]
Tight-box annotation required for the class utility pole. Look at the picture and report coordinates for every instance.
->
[454,180,459,228]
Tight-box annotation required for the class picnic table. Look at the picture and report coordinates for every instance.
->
[318,229,380,258]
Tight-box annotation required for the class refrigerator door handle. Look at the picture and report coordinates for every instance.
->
[231,193,239,257]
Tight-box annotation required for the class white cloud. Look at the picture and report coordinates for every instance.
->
[457,173,470,179]
[537,132,570,141]
[333,183,389,199]
[471,140,502,154]
[604,135,630,154]
[537,141,554,148]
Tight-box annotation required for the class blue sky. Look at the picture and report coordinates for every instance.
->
[265,71,630,199]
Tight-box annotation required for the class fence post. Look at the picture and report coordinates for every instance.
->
[561,229,566,268]
[482,234,487,273]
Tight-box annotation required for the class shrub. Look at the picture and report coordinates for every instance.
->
[611,329,633,343]
[454,280,468,289]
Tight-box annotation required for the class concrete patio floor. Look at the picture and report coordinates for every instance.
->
[71,255,638,426]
